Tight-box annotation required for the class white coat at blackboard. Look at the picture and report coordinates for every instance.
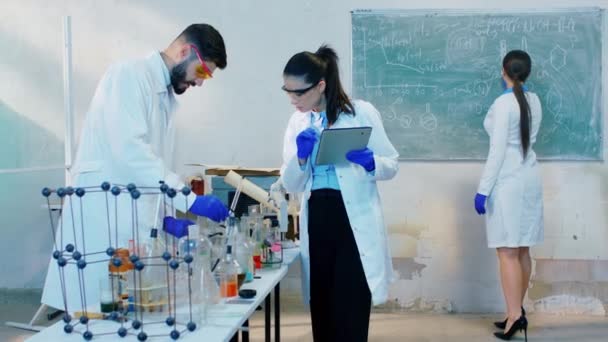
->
[477,92,543,248]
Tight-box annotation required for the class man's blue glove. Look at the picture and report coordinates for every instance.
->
[163,216,194,239]
[474,193,487,215]
[296,128,318,159]
[189,195,229,222]
[346,148,375,172]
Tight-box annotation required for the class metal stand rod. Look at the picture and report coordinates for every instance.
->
[275,282,280,342]
[242,319,249,342]
[265,294,271,342]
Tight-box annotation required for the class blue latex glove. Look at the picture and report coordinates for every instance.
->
[163,216,195,238]
[474,193,487,215]
[346,148,375,172]
[189,195,229,222]
[296,128,318,159]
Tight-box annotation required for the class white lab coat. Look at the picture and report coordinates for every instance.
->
[41,52,196,311]
[280,100,399,306]
[477,92,543,248]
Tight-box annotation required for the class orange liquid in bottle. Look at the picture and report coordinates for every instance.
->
[221,281,238,297]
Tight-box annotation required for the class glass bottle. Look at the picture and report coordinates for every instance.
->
[140,228,168,312]
[218,245,239,298]
[198,247,219,325]
[108,248,133,312]
[226,217,247,287]
[248,210,264,270]
[236,219,254,283]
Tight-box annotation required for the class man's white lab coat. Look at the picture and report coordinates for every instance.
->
[41,52,196,311]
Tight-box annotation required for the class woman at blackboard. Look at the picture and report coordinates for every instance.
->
[278,44,399,341]
[474,50,543,341]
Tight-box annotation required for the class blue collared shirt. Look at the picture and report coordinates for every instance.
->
[503,85,528,94]
[309,111,341,191]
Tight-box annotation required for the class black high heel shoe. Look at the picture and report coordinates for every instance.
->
[494,307,526,329]
[494,316,528,341]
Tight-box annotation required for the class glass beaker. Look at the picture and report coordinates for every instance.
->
[99,277,119,313]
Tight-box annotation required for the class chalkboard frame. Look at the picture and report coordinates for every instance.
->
[351,8,604,161]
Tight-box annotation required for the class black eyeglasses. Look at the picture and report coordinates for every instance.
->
[281,81,319,96]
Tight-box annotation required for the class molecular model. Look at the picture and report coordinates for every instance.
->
[42,181,201,341]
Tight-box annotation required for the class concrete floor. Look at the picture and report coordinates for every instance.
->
[247,310,608,341]
[2,301,607,341]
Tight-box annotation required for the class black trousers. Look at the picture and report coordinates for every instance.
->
[308,189,372,342]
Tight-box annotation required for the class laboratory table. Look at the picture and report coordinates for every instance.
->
[25,248,300,342]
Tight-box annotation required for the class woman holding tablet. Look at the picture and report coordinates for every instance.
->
[279,44,399,341]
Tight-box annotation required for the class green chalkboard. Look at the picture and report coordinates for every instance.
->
[352,8,603,160]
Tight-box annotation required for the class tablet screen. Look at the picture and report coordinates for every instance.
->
[314,127,372,165]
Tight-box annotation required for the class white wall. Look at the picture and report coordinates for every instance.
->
[1,0,607,313]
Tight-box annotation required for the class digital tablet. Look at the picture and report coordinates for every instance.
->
[314,126,372,166]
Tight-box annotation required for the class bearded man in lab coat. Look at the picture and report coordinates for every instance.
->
[42,24,229,313]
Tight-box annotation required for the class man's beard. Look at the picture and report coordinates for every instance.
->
[170,60,190,95]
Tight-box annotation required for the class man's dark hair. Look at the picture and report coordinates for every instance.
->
[177,24,227,69]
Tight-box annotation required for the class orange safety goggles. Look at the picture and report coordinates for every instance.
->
[190,44,213,80]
